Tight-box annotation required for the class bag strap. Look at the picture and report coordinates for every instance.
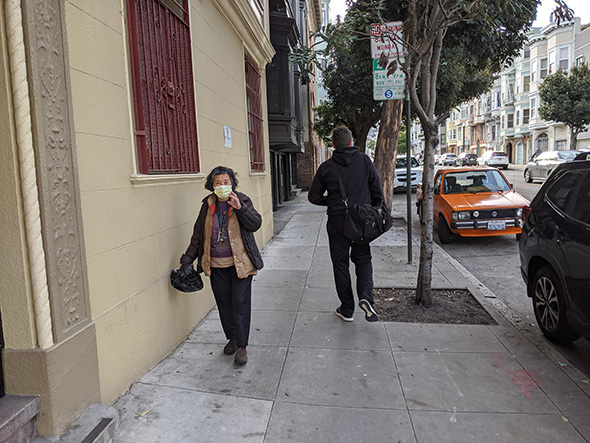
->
[332,161,349,211]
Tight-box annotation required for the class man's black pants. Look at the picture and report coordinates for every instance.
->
[327,215,374,317]
[210,266,252,348]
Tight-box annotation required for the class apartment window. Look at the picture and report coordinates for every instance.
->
[501,115,505,129]
[245,52,265,172]
[458,129,462,141]
[531,98,536,118]
[507,113,514,129]
[523,109,530,125]
[523,75,530,93]
[496,92,501,108]
[491,125,496,141]
[461,106,466,119]
[516,110,520,126]
[549,51,555,75]
[524,48,530,59]
[531,60,536,82]
[576,56,586,67]
[537,133,549,151]
[540,58,548,79]
[555,139,567,150]
[127,0,200,174]
[558,47,569,71]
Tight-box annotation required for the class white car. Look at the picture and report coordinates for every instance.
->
[477,151,509,169]
[394,155,423,189]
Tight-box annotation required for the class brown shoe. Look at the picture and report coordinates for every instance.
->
[234,347,248,365]
[223,339,237,355]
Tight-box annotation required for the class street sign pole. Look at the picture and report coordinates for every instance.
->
[406,84,412,264]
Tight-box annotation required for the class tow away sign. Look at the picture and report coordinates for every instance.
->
[370,22,405,59]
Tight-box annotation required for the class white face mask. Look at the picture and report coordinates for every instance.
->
[214,185,232,199]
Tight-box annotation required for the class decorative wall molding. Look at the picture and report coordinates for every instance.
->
[22,0,91,343]
[5,0,54,349]
[211,0,275,65]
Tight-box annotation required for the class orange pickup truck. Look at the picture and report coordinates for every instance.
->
[416,166,529,243]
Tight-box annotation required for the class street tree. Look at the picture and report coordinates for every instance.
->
[539,63,590,150]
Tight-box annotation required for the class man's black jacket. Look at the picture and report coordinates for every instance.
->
[308,146,385,216]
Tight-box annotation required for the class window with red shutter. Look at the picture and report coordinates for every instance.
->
[127,0,199,174]
[245,52,265,172]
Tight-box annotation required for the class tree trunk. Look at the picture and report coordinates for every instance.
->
[415,122,437,307]
[570,127,580,151]
[374,99,404,211]
[355,125,371,153]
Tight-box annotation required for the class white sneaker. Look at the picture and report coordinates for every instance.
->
[335,307,354,322]
[359,299,379,322]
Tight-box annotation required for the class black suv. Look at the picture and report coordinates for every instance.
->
[519,160,590,344]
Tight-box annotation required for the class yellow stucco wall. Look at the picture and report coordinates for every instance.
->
[63,0,273,404]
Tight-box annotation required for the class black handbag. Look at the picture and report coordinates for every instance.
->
[170,264,203,292]
[335,167,393,245]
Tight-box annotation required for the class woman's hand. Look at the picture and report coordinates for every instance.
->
[227,191,242,210]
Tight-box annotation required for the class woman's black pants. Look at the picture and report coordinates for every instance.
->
[327,215,374,318]
[210,266,252,348]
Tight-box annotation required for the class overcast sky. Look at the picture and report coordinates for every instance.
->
[329,0,590,27]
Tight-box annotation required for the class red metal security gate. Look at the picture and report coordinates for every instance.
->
[245,52,265,172]
[127,0,199,174]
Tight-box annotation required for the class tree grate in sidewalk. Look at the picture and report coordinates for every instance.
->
[373,288,497,325]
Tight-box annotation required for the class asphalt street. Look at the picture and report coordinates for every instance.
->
[393,165,590,379]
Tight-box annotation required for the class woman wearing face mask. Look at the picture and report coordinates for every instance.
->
[179,166,263,365]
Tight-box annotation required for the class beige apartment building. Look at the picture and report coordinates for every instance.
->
[434,16,590,163]
[0,0,275,437]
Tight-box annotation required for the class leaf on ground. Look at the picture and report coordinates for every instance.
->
[138,409,152,417]
[558,361,568,367]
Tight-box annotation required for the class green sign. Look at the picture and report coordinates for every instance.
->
[373,58,405,101]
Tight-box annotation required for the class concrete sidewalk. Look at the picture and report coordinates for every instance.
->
[109,195,590,442]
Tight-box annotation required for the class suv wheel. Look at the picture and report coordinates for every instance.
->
[531,266,580,344]
[524,169,533,183]
[437,215,454,244]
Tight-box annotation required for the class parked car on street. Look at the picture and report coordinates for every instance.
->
[439,153,457,166]
[435,154,443,165]
[455,152,478,166]
[523,150,580,183]
[519,159,590,344]
[394,155,423,190]
[416,166,528,244]
[477,151,509,169]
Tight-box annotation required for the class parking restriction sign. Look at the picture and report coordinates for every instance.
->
[373,58,405,101]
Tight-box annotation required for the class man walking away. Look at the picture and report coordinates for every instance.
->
[308,126,386,322]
